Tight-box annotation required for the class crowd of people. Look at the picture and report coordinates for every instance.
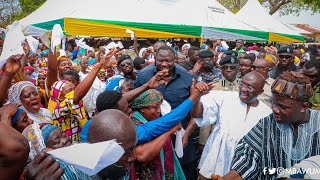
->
[0,33,320,180]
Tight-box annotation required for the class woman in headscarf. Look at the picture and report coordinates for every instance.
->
[22,123,101,180]
[0,103,34,133]
[57,56,72,80]
[50,80,88,144]
[8,81,52,124]
[130,89,185,180]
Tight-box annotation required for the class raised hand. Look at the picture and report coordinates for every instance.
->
[189,79,201,101]
[147,69,169,89]
[97,48,117,68]
[191,61,203,75]
[0,103,21,118]
[23,41,31,55]
[195,81,215,94]
[4,54,23,75]
[26,151,64,180]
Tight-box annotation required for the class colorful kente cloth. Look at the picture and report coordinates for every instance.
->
[51,81,88,143]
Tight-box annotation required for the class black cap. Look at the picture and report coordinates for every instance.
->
[278,46,293,55]
[219,55,239,66]
[199,50,214,58]
[224,50,238,57]
[117,54,132,66]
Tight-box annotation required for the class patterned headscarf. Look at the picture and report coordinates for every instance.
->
[132,89,163,109]
[50,80,69,103]
[8,81,38,104]
[47,80,70,113]
[39,68,48,76]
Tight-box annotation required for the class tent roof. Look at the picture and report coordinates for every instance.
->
[20,0,267,40]
[235,0,301,36]
[205,0,259,31]
[20,0,207,27]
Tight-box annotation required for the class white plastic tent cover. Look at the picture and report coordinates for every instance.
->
[20,0,264,40]
[235,0,302,35]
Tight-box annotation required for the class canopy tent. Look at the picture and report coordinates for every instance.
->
[204,0,270,41]
[20,0,265,41]
[234,0,304,42]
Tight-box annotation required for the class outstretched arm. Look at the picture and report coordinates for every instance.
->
[123,69,168,102]
[73,49,115,104]
[136,79,203,144]
[135,123,180,163]
[0,54,23,107]
[133,35,139,55]
[46,48,58,90]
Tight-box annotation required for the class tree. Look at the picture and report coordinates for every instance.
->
[0,0,46,27]
[217,0,320,15]
[0,0,21,27]
[18,0,46,18]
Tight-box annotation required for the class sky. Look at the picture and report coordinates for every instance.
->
[274,10,320,29]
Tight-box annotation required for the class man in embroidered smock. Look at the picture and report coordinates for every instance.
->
[253,59,275,108]
[197,55,241,153]
[193,71,272,179]
[303,59,320,110]
[222,72,319,180]
[135,45,197,179]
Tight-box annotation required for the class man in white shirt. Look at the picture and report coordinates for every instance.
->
[193,71,272,179]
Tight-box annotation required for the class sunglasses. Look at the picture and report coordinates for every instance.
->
[120,61,132,67]
[221,65,237,70]
[279,55,293,59]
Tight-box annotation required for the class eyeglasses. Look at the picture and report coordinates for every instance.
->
[120,61,132,67]
[239,82,255,92]
[221,65,237,70]
[279,55,293,59]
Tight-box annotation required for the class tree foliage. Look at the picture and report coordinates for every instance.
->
[0,0,21,27]
[0,0,45,27]
[18,0,46,18]
[217,0,320,15]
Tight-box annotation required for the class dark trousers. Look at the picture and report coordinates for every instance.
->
[182,160,197,180]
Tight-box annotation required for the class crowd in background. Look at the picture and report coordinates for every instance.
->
[0,32,320,180]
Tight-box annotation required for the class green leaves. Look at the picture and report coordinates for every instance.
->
[19,0,46,18]
[217,0,320,15]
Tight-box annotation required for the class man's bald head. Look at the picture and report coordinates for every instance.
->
[87,109,137,144]
[243,71,265,90]
[252,59,270,79]
[87,109,137,179]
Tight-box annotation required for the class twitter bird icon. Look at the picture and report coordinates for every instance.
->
[269,168,276,175]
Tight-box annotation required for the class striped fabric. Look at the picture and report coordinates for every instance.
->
[231,110,320,180]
